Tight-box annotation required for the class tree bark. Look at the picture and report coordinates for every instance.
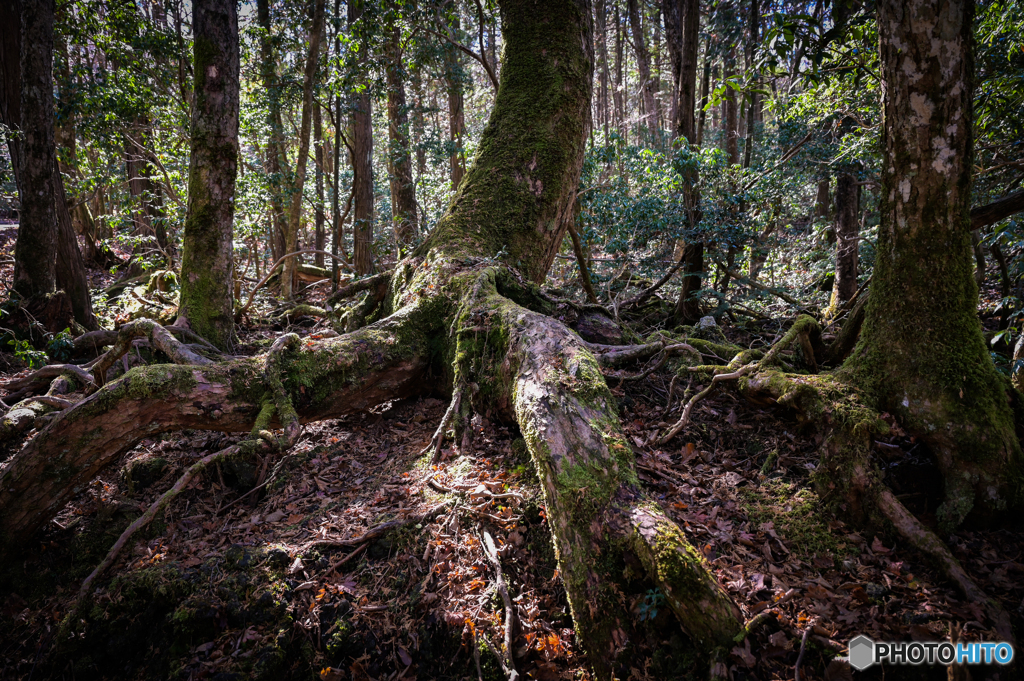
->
[314,101,326,267]
[1,0,97,329]
[350,0,374,276]
[256,0,290,284]
[445,14,467,190]
[829,171,859,310]
[666,0,704,327]
[11,0,58,299]
[970,189,1024,231]
[281,0,325,297]
[850,0,1022,531]
[385,17,418,250]
[0,3,744,677]
[627,0,659,140]
[178,0,239,350]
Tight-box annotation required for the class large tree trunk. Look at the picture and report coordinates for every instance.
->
[178,0,239,350]
[11,0,58,300]
[350,0,374,276]
[385,18,418,250]
[848,0,1022,531]
[1,0,97,330]
[0,1,743,676]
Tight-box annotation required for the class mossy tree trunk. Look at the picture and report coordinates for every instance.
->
[178,0,239,351]
[0,1,744,676]
[846,0,1022,531]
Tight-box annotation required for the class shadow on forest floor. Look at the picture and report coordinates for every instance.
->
[0,265,1022,681]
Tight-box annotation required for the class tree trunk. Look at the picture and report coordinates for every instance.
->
[2,0,96,329]
[11,0,58,299]
[667,0,703,327]
[350,0,374,276]
[612,2,626,142]
[314,102,326,267]
[281,0,325,297]
[445,15,467,191]
[850,0,1022,531]
[723,48,739,165]
[0,3,745,677]
[178,0,239,350]
[742,0,759,170]
[257,0,290,279]
[595,0,610,139]
[829,171,859,311]
[385,19,418,250]
[627,0,659,141]
[695,38,711,146]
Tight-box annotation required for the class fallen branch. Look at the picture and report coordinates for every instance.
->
[482,529,519,681]
[236,249,354,319]
[78,444,240,599]
[306,502,452,550]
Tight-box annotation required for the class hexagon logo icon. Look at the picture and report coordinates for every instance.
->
[848,635,875,671]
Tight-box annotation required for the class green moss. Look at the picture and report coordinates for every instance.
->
[739,480,854,559]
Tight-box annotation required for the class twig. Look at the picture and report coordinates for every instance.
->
[328,543,368,573]
[482,530,519,680]
[79,445,239,599]
[424,386,464,463]
[658,364,755,445]
[741,131,814,194]
[793,628,810,681]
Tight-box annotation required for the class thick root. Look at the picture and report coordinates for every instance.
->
[739,368,1017,648]
[0,303,436,554]
[460,268,743,676]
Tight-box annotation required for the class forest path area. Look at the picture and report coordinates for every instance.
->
[0,311,1022,681]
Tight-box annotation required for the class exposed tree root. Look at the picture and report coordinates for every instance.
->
[92,318,215,386]
[77,443,240,599]
[658,316,818,444]
[482,529,519,681]
[737,364,1018,649]
[423,384,464,463]
[306,501,452,551]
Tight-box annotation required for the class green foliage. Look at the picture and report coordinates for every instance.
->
[46,327,75,362]
[9,337,48,369]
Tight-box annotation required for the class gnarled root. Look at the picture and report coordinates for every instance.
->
[0,303,435,555]
[459,269,743,677]
[739,368,1017,648]
[92,318,215,386]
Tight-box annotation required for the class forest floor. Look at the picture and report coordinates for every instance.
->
[1,251,1023,680]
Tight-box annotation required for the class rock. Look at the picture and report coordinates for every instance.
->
[572,311,625,345]
[120,456,169,494]
[692,316,727,343]
[265,548,290,569]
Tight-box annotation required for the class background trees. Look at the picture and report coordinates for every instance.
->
[2,0,1024,679]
